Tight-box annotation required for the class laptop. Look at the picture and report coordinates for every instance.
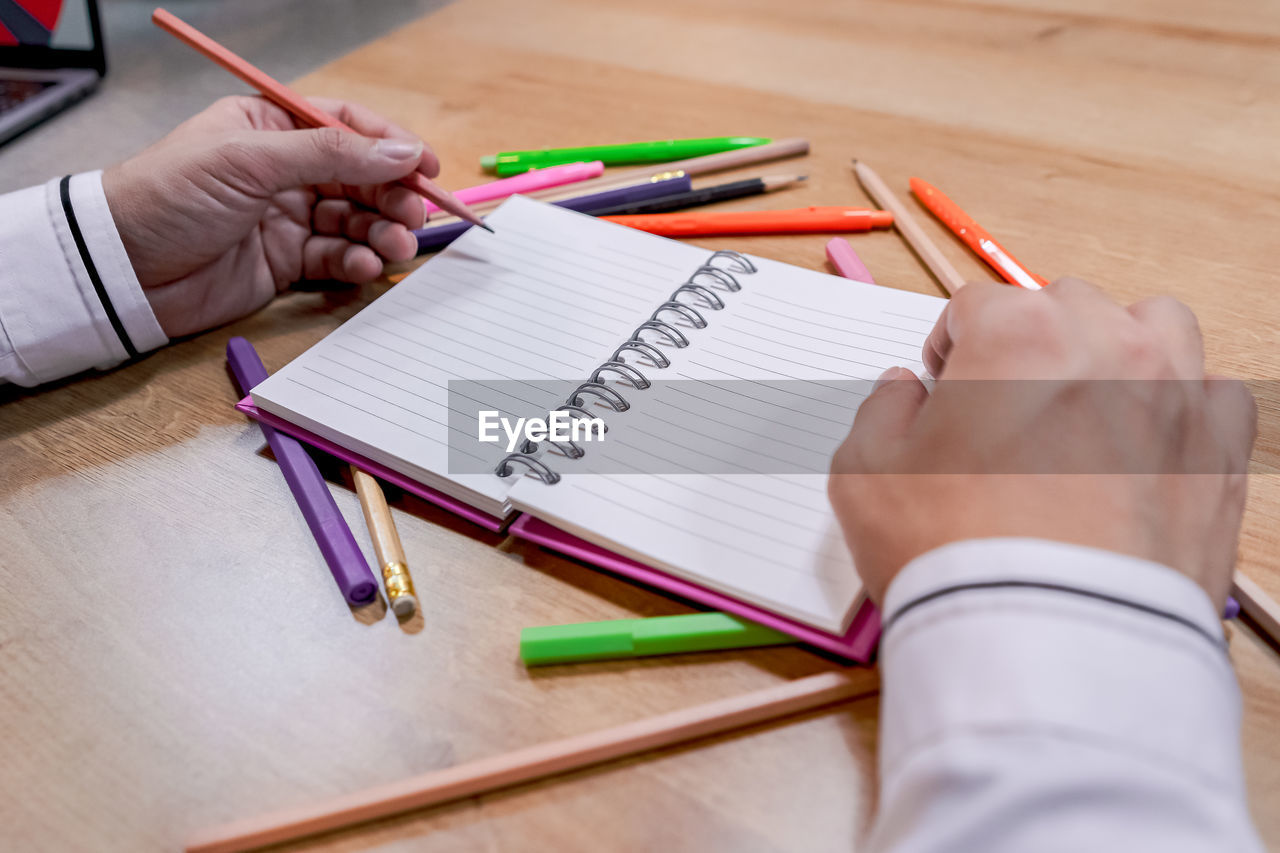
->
[0,0,105,146]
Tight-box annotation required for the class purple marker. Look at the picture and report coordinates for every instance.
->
[227,337,378,606]
[413,173,695,254]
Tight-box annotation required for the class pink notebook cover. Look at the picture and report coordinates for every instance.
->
[236,398,880,661]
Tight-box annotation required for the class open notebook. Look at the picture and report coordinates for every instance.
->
[244,196,947,653]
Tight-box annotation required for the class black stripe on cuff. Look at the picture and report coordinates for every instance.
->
[59,175,138,358]
[882,579,1226,650]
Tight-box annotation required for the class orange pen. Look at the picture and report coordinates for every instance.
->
[600,207,893,237]
[909,178,1048,290]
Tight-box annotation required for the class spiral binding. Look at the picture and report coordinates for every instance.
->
[496,250,758,484]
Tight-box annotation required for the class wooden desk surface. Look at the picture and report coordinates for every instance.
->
[3,0,1279,849]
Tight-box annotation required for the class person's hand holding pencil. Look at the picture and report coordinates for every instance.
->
[101,7,491,339]
[103,95,438,337]
[829,279,1256,609]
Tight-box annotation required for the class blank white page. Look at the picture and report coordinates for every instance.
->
[249,196,714,514]
[509,256,947,632]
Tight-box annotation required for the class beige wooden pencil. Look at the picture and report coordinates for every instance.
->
[528,136,811,201]
[1233,571,1280,646]
[852,159,967,295]
[184,669,879,852]
[350,466,417,617]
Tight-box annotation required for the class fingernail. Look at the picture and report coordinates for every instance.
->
[873,366,906,391]
[375,138,424,160]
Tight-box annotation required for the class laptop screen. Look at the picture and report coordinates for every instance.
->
[0,1,93,49]
[0,0,103,72]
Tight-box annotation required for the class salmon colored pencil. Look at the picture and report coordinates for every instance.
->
[184,670,880,852]
[151,8,490,232]
[601,207,893,237]
[909,177,1047,290]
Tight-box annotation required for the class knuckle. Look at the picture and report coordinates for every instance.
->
[948,280,1003,323]
[312,127,354,160]
[974,293,1060,352]
[216,133,256,164]
[212,95,247,114]
[1044,275,1105,302]
[1014,293,1058,331]
[1048,275,1101,297]
[1148,294,1202,333]
[1239,381,1259,422]
[1117,329,1162,373]
[1218,376,1255,408]
[1116,324,1168,373]
[211,134,268,190]
[1147,293,1188,315]
[1219,377,1259,439]
[946,282,1048,351]
[830,429,860,476]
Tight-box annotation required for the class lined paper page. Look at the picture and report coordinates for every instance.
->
[509,257,947,632]
[249,196,712,514]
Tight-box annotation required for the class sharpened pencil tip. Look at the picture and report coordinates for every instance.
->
[479,223,495,233]
[797,175,809,181]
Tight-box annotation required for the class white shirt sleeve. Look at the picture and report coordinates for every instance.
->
[0,171,167,387]
[868,537,1263,853]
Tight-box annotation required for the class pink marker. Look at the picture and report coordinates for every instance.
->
[424,161,605,215]
[825,237,877,284]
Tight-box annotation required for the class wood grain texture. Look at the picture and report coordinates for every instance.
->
[1,0,1278,850]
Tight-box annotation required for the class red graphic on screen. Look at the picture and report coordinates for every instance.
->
[0,0,65,46]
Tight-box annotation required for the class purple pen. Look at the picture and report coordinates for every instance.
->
[413,173,694,254]
[227,337,379,606]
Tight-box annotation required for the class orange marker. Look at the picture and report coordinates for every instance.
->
[600,207,893,237]
[909,178,1047,290]
[151,9,490,232]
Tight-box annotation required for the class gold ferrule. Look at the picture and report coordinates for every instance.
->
[382,561,416,601]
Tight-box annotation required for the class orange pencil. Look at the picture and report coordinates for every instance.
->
[151,9,490,232]
[909,178,1047,290]
[601,207,893,237]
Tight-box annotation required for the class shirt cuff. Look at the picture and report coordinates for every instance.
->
[0,171,167,386]
[877,538,1243,794]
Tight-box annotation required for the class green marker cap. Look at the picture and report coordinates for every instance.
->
[520,612,793,666]
[479,154,497,172]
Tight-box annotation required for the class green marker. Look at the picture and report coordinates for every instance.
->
[481,136,771,177]
[520,612,794,666]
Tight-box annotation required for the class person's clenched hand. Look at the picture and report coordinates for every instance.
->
[829,279,1256,608]
[103,95,436,337]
